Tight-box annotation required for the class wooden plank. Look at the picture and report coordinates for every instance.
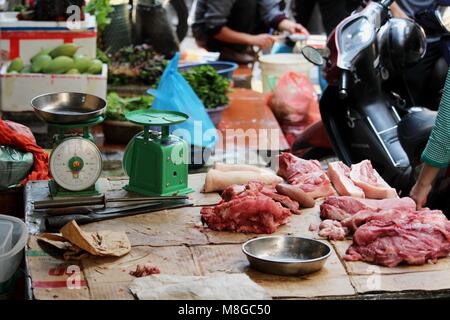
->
[82,245,200,300]
[190,244,356,298]
[81,207,209,247]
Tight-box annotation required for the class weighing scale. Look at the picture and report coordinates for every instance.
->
[123,109,194,196]
[31,92,106,197]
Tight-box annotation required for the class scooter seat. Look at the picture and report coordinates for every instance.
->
[398,108,437,164]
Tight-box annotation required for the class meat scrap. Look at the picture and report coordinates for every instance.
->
[349,160,398,199]
[130,264,161,277]
[309,223,318,232]
[344,209,450,267]
[327,161,365,198]
[319,220,348,241]
[320,196,416,221]
[200,182,292,234]
[277,153,336,199]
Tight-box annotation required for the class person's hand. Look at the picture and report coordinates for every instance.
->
[410,181,432,210]
[278,19,309,35]
[249,34,277,49]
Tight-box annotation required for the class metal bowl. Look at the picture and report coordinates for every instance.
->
[31,92,106,124]
[242,236,332,276]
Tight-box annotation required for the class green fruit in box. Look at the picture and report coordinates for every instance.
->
[31,48,52,62]
[31,54,52,73]
[20,65,32,73]
[49,44,78,58]
[7,58,24,72]
[66,68,80,74]
[43,56,74,74]
[86,59,103,74]
[73,55,92,73]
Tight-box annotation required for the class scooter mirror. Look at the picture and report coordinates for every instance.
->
[301,46,324,66]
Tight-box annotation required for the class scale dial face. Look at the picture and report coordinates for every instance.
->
[49,137,102,192]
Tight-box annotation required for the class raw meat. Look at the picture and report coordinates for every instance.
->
[201,183,292,234]
[344,209,450,267]
[130,264,161,277]
[275,183,315,208]
[222,181,301,214]
[277,153,335,199]
[309,223,318,232]
[327,161,365,198]
[349,160,398,199]
[319,220,348,241]
[320,196,416,221]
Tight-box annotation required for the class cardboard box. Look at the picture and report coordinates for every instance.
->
[0,63,107,112]
[0,12,97,64]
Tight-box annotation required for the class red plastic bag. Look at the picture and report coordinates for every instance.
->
[0,119,49,184]
[267,72,322,146]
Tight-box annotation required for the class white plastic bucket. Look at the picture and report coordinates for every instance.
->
[259,53,314,94]
[0,215,28,299]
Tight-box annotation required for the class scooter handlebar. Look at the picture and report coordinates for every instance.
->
[339,70,350,100]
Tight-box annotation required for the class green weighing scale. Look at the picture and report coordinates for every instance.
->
[123,109,194,196]
[31,92,106,197]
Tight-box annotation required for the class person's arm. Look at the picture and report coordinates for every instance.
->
[258,0,309,34]
[410,165,440,209]
[214,26,277,49]
[410,69,450,208]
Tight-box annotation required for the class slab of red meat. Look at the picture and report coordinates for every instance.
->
[344,209,450,267]
[277,153,335,199]
[327,161,365,198]
[319,220,348,241]
[349,160,398,199]
[221,181,301,214]
[320,196,416,221]
[201,183,292,234]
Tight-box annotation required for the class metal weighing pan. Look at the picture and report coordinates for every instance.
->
[31,92,106,124]
[242,236,332,276]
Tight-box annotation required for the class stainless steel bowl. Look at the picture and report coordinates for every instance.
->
[242,236,332,276]
[31,92,106,124]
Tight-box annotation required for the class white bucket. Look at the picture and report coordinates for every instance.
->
[0,215,28,299]
[259,53,314,94]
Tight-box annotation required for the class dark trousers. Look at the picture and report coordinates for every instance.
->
[192,0,263,53]
[294,0,356,35]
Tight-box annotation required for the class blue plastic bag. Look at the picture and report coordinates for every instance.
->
[147,53,217,148]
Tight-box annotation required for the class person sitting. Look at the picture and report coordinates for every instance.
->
[192,0,309,64]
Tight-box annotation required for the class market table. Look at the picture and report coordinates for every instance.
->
[24,173,450,300]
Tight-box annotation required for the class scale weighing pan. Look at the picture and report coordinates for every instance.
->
[31,92,106,124]
[125,109,189,126]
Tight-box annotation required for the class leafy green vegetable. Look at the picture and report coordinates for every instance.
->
[108,44,167,86]
[85,0,114,34]
[181,66,231,109]
[106,92,153,121]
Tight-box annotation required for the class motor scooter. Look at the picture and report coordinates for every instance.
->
[315,0,438,196]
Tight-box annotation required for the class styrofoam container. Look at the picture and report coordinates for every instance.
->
[0,215,28,297]
[259,53,315,94]
[0,12,97,63]
[0,221,13,255]
[0,63,108,112]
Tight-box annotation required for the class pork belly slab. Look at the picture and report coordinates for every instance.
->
[277,153,335,199]
[320,196,416,221]
[327,161,365,198]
